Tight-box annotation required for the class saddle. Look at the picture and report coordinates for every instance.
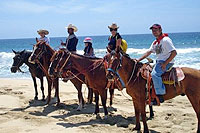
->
[138,63,185,106]
[139,64,185,85]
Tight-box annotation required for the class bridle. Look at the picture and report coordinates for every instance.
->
[32,43,47,60]
[12,54,25,73]
[107,52,138,86]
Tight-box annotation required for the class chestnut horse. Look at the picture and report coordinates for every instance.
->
[106,51,200,133]
[11,50,45,100]
[52,50,116,116]
[49,50,94,110]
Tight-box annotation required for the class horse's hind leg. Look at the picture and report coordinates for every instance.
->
[40,77,45,101]
[46,78,52,104]
[32,76,38,100]
[109,88,114,107]
[87,87,93,104]
[94,91,100,115]
[186,92,200,133]
[149,105,154,118]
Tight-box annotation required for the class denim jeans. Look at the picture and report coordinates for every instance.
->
[151,60,174,95]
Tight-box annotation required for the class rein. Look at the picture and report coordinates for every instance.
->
[126,60,138,86]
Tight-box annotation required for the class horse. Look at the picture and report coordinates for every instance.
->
[49,49,114,108]
[49,49,94,110]
[29,42,93,110]
[106,51,200,133]
[51,50,117,116]
[11,49,45,100]
[29,42,60,105]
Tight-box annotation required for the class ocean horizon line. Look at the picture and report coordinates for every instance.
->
[0,31,199,40]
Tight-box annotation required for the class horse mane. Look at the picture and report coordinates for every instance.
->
[72,53,102,60]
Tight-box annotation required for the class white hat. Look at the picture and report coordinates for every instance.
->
[108,23,119,29]
[65,24,78,32]
[37,29,49,35]
[83,37,92,43]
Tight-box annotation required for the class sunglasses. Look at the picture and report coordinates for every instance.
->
[110,28,117,32]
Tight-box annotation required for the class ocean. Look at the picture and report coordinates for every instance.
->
[0,32,200,78]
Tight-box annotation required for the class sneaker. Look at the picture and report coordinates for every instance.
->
[151,95,164,105]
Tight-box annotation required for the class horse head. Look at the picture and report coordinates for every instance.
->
[49,49,72,78]
[11,49,26,73]
[28,42,47,64]
[106,50,121,81]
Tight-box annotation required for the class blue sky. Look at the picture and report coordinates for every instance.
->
[0,0,199,39]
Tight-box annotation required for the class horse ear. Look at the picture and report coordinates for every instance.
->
[20,49,25,54]
[12,49,17,54]
[36,37,39,43]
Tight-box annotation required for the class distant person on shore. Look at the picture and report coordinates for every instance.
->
[61,24,78,53]
[137,24,177,105]
[83,37,95,57]
[36,29,50,45]
[107,23,127,53]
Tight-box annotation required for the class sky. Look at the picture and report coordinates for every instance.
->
[0,0,200,39]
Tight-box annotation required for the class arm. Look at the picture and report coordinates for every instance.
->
[137,50,152,62]
[161,50,177,70]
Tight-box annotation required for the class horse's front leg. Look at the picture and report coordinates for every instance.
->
[46,78,52,104]
[100,89,108,117]
[133,101,141,131]
[87,87,93,104]
[74,83,84,111]
[54,78,60,106]
[141,102,149,133]
[32,76,38,100]
[94,91,100,115]
[40,77,45,101]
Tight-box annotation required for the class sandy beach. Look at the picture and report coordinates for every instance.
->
[0,78,198,133]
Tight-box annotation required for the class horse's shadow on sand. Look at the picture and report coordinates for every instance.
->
[11,99,159,133]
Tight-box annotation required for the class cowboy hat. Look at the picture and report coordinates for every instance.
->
[108,23,119,29]
[65,24,78,32]
[37,29,49,35]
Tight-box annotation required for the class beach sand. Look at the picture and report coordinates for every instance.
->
[0,78,198,133]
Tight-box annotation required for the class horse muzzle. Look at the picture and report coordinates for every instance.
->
[10,66,17,73]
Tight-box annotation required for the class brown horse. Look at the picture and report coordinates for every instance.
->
[106,51,200,133]
[29,42,60,105]
[52,50,117,116]
[29,43,93,110]
[49,49,115,108]
[48,49,94,110]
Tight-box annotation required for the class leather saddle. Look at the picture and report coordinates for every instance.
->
[139,64,185,85]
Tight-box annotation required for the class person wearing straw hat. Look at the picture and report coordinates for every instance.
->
[107,23,123,53]
[61,24,78,53]
[36,29,50,45]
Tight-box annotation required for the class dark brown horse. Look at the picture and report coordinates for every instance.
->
[11,50,45,100]
[106,51,200,133]
[52,50,116,116]
[29,42,60,105]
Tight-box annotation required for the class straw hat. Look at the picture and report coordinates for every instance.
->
[108,23,119,29]
[65,24,78,32]
[37,29,49,35]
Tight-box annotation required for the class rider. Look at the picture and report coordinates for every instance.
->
[137,24,177,105]
[83,37,95,57]
[61,24,78,53]
[36,29,50,45]
[107,23,123,53]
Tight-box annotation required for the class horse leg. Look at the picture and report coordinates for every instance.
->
[94,91,100,115]
[149,105,154,118]
[133,101,141,131]
[87,87,93,104]
[32,76,38,100]
[54,78,60,106]
[186,93,200,133]
[75,83,84,111]
[40,77,45,101]
[141,102,149,133]
[46,78,52,104]
[100,89,108,116]
[109,88,114,107]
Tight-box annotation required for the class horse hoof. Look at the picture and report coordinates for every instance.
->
[103,115,109,120]
[132,126,141,131]
[96,114,101,119]
[34,97,38,100]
